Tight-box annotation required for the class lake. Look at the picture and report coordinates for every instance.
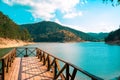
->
[26,42,120,80]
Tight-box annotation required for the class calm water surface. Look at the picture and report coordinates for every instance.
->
[26,42,120,79]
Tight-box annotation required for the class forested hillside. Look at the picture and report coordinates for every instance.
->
[88,33,108,41]
[0,12,31,41]
[105,28,120,44]
[21,21,96,42]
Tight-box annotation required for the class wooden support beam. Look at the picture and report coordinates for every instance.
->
[54,59,57,79]
[2,59,5,80]
[47,54,50,71]
[0,48,103,80]
[66,63,69,80]
[71,68,77,80]
[55,64,66,79]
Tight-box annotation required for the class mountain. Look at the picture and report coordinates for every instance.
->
[105,28,120,44]
[88,32,109,41]
[21,21,96,42]
[0,12,31,41]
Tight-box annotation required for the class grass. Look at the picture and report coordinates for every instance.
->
[0,48,13,73]
[0,48,13,58]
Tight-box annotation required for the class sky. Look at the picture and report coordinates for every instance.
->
[0,0,120,33]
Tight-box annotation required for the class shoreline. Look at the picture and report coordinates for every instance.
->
[105,40,120,45]
[0,38,85,49]
[0,38,35,49]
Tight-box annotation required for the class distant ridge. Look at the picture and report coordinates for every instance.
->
[88,32,108,41]
[105,28,120,44]
[21,21,96,42]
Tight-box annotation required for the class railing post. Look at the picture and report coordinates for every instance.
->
[11,53,14,63]
[14,48,16,60]
[66,63,69,80]
[36,48,41,59]
[24,48,28,57]
[54,59,57,79]
[9,57,12,67]
[6,58,9,73]
[12,49,16,63]
[9,54,12,67]
[37,51,40,59]
[71,68,77,80]
[26,48,27,56]
[37,49,40,59]
[47,54,50,71]
[91,78,97,80]
[13,47,103,80]
[40,51,42,62]
[36,48,38,57]
[43,53,46,65]
[2,59,5,80]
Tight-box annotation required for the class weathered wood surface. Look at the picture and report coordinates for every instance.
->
[4,57,21,80]
[4,57,53,80]
[0,47,103,80]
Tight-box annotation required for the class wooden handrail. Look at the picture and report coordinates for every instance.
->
[36,48,103,80]
[0,47,103,80]
[16,47,36,57]
[0,48,16,80]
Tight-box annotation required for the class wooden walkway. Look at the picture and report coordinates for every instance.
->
[0,48,103,80]
[5,57,53,80]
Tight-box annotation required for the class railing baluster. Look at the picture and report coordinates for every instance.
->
[40,51,43,62]
[38,49,40,59]
[54,58,57,79]
[36,48,39,58]
[2,59,5,80]
[0,48,18,80]
[6,58,9,73]
[55,64,66,79]
[37,48,103,80]
[66,63,69,80]
[91,78,97,80]
[71,68,77,80]
[0,48,103,80]
[47,54,50,71]
[9,56,11,67]
[11,53,14,63]
[24,48,28,57]
[56,60,66,79]
[43,52,46,65]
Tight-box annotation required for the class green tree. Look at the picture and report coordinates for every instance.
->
[0,11,31,41]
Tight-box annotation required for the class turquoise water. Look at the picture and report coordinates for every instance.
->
[26,42,120,79]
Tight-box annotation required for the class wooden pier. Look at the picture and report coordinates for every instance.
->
[0,47,103,80]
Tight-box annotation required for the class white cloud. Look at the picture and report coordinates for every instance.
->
[54,19,62,25]
[2,0,81,20]
[63,11,82,18]
[80,0,88,5]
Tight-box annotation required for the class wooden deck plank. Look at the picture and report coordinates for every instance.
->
[5,57,21,80]
[21,57,53,80]
[4,57,53,80]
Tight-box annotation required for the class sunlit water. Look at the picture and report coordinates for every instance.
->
[26,42,120,80]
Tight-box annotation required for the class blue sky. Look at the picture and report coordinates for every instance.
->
[0,0,120,33]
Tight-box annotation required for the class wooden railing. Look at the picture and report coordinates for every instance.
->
[36,48,103,80]
[0,48,16,80]
[16,47,36,57]
[0,47,36,80]
[0,47,103,80]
